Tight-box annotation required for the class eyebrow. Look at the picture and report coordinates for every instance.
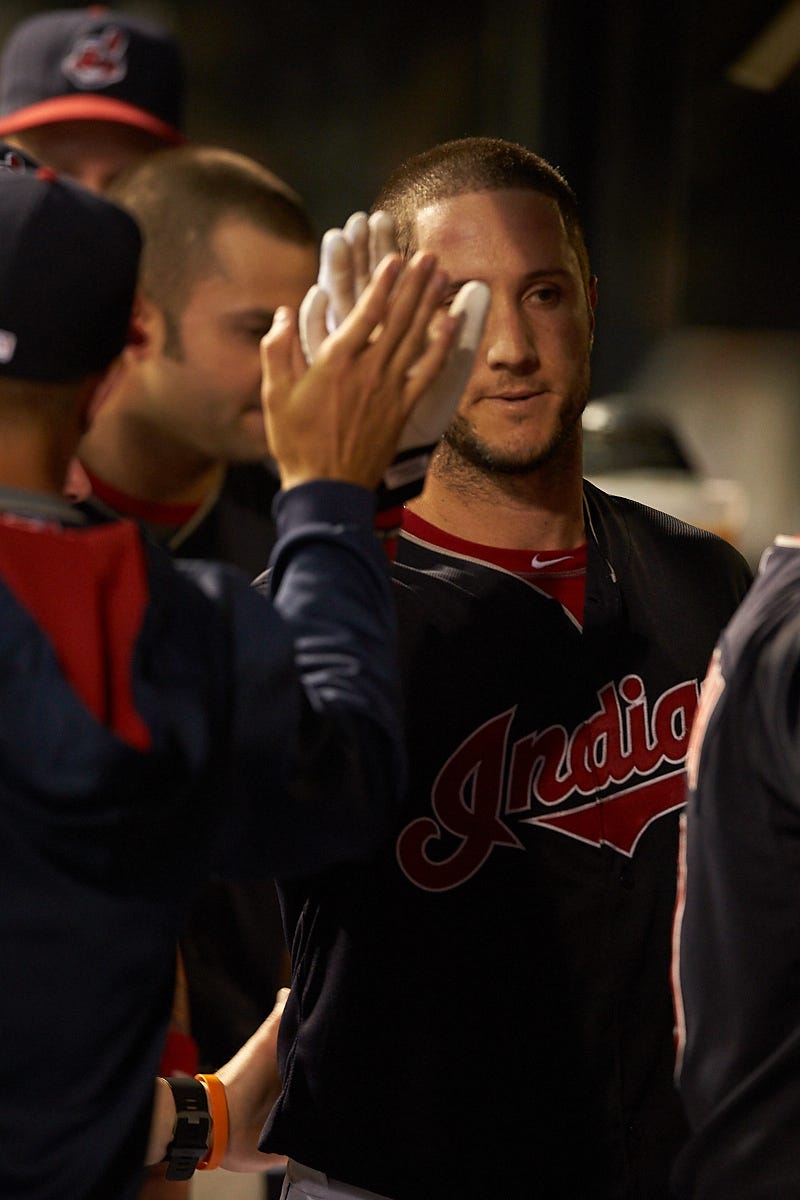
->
[444,268,573,292]
[225,307,276,323]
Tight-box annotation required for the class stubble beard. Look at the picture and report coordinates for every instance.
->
[439,371,591,480]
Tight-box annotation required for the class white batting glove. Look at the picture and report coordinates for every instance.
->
[299,211,490,510]
[375,277,490,508]
[299,210,398,354]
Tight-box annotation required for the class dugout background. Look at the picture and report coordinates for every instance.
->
[2,0,799,562]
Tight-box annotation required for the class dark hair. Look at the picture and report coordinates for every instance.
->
[373,136,590,288]
[109,145,316,354]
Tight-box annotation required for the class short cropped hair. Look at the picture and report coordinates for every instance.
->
[373,136,591,289]
[109,145,316,354]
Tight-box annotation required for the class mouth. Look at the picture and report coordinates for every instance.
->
[480,388,549,404]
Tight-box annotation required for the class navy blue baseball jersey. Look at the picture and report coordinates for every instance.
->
[79,460,290,1069]
[260,481,751,1200]
[0,481,403,1200]
[673,535,800,1198]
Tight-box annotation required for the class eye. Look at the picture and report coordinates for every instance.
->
[439,289,461,311]
[525,284,561,306]
[236,317,275,342]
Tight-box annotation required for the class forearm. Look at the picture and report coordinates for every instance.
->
[268,481,401,742]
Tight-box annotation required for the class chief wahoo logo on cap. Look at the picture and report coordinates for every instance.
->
[62,26,129,91]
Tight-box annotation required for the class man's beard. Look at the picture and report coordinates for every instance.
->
[440,388,588,478]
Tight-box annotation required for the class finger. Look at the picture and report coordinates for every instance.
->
[298,284,330,362]
[397,282,490,451]
[440,279,491,392]
[318,229,355,331]
[272,987,290,1017]
[372,253,449,375]
[449,279,491,353]
[325,253,403,356]
[343,211,370,297]
[260,306,298,383]
[401,311,460,409]
[290,321,308,378]
[368,210,399,274]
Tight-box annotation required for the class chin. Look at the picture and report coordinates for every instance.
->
[445,416,580,476]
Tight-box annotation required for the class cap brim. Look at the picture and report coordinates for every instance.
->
[0,95,184,145]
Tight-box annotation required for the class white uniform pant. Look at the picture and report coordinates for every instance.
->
[279,1159,394,1200]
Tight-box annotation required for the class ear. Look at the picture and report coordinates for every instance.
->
[80,357,126,432]
[587,274,598,345]
[124,291,168,362]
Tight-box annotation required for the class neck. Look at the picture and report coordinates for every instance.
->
[79,408,225,506]
[409,445,586,550]
[0,420,81,498]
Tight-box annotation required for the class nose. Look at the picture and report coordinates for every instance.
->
[484,293,539,372]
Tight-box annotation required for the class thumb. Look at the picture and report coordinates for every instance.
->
[261,306,299,381]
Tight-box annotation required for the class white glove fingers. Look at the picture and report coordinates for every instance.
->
[448,280,491,354]
[318,229,355,331]
[324,253,403,357]
[298,284,330,364]
[396,280,490,453]
[342,212,370,297]
[367,253,446,375]
[368,210,399,274]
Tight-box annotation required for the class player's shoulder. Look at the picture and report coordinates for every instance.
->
[723,538,800,668]
[585,479,752,588]
[134,536,264,646]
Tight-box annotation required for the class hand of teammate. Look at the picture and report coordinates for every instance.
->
[145,988,290,1174]
[261,250,465,493]
[298,211,490,507]
[215,987,290,1172]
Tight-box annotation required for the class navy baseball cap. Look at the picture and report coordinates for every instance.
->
[0,166,142,381]
[0,6,185,145]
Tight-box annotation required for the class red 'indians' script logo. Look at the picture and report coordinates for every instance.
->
[396,674,698,892]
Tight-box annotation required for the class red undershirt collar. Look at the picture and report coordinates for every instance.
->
[401,507,587,625]
[81,464,201,529]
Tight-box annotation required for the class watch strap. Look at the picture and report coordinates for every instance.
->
[163,1076,210,1181]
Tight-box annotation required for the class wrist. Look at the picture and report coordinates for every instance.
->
[146,1077,178,1166]
[162,1077,211,1181]
[195,1073,229,1171]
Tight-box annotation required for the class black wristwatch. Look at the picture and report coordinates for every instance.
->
[163,1077,210,1180]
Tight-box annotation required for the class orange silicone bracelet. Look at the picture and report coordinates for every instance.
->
[195,1073,228,1170]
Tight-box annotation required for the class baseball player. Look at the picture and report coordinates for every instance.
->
[71,148,318,1116]
[0,5,185,192]
[672,534,800,1197]
[255,137,753,1200]
[0,162,473,1199]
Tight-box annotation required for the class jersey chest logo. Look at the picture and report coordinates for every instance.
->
[396,674,698,891]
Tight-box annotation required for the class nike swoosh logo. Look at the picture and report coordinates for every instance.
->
[530,554,572,569]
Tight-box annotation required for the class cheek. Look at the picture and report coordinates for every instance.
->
[543,312,593,366]
[195,340,263,395]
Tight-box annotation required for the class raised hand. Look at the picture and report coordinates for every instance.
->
[298,210,490,507]
[261,250,463,493]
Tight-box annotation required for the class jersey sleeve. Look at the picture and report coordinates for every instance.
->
[204,480,405,879]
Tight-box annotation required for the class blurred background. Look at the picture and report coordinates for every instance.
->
[3,0,799,565]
